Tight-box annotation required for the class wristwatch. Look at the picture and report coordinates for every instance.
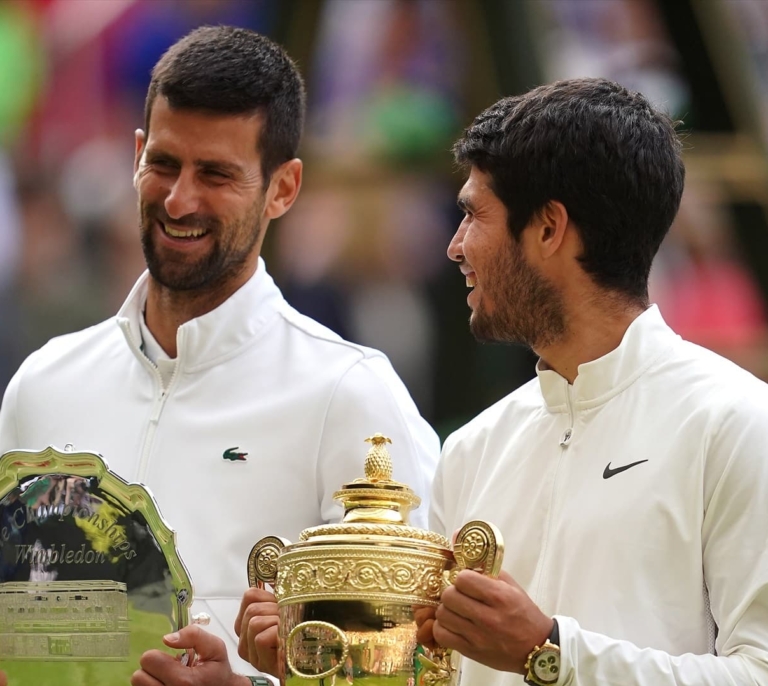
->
[247,678,272,686]
[523,618,561,686]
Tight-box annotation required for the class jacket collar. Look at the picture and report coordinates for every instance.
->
[536,305,678,413]
[116,257,283,371]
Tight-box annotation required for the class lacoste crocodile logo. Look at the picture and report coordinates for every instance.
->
[223,447,248,462]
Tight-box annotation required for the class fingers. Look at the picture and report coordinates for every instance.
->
[130,669,164,686]
[134,650,180,685]
[434,603,478,645]
[235,588,278,637]
[163,626,228,663]
[432,619,473,656]
[416,616,437,650]
[413,605,438,649]
[237,596,279,663]
[247,615,280,675]
[451,569,517,604]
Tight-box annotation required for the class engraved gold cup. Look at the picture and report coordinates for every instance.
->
[248,435,503,685]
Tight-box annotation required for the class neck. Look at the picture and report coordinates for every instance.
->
[535,294,647,384]
[143,267,256,358]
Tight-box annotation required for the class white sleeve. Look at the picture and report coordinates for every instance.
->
[555,400,768,685]
[0,366,22,456]
[316,354,440,529]
[428,440,451,538]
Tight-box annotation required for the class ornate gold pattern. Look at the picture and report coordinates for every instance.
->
[275,546,449,607]
[453,520,504,578]
[248,536,289,588]
[418,649,456,686]
[298,523,450,547]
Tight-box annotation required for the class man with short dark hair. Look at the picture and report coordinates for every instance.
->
[0,26,439,686]
[418,77,768,685]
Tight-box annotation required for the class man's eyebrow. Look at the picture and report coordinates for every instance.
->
[144,149,179,163]
[194,158,245,175]
[144,150,245,176]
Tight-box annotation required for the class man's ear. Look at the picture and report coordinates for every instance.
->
[535,200,569,260]
[264,159,303,220]
[134,129,146,189]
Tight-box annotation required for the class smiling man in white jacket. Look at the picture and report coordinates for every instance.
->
[0,26,439,686]
[416,78,768,685]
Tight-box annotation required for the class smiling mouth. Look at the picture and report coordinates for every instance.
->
[160,221,208,239]
[466,274,477,288]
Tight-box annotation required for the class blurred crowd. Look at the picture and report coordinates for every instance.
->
[1,0,767,437]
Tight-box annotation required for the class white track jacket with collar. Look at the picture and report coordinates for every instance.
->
[431,305,768,685]
[0,260,440,676]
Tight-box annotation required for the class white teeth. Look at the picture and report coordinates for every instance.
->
[163,223,206,238]
[466,275,477,288]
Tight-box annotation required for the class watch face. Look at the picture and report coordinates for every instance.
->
[531,647,560,684]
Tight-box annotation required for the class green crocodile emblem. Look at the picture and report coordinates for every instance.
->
[223,447,248,462]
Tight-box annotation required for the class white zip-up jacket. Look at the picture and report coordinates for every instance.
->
[0,261,440,675]
[431,306,768,685]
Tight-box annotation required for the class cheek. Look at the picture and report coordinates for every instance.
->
[137,173,172,201]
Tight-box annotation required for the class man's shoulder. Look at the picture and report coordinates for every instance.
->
[665,338,768,403]
[14,318,119,381]
[443,377,541,452]
[275,303,388,366]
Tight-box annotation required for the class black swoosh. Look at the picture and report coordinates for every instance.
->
[603,460,648,479]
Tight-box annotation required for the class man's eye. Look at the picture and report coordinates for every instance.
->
[205,170,229,179]
[151,161,176,171]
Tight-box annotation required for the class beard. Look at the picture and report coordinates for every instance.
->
[469,237,566,349]
[139,199,264,292]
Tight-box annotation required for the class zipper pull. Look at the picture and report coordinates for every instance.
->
[560,428,573,447]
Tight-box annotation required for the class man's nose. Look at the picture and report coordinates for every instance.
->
[447,223,467,263]
[164,170,200,219]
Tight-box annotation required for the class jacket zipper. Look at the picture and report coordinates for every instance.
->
[119,320,183,482]
[560,384,575,447]
[533,382,575,605]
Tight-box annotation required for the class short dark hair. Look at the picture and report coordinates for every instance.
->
[145,25,306,181]
[453,78,685,302]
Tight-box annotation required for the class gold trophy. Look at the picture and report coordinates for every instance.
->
[248,434,503,685]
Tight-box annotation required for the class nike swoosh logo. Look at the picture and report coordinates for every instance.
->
[603,460,648,479]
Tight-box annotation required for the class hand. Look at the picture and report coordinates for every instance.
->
[130,625,247,686]
[414,605,438,650]
[234,586,280,676]
[432,570,554,674]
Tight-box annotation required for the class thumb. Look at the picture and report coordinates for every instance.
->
[163,625,228,662]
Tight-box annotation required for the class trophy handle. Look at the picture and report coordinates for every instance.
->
[421,520,504,685]
[452,520,504,578]
[285,621,349,680]
[247,536,290,589]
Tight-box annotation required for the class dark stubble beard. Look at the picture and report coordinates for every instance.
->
[139,198,264,292]
[470,235,566,349]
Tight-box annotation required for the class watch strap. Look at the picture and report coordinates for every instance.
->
[549,617,560,647]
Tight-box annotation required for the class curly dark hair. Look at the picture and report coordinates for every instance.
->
[453,78,685,303]
[145,25,306,182]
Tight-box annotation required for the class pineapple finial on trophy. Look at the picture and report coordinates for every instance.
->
[364,433,393,482]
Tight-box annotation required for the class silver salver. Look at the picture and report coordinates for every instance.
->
[0,446,197,685]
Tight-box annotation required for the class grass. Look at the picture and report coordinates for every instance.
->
[0,602,175,685]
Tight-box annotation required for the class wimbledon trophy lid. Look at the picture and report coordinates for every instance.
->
[298,433,450,549]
